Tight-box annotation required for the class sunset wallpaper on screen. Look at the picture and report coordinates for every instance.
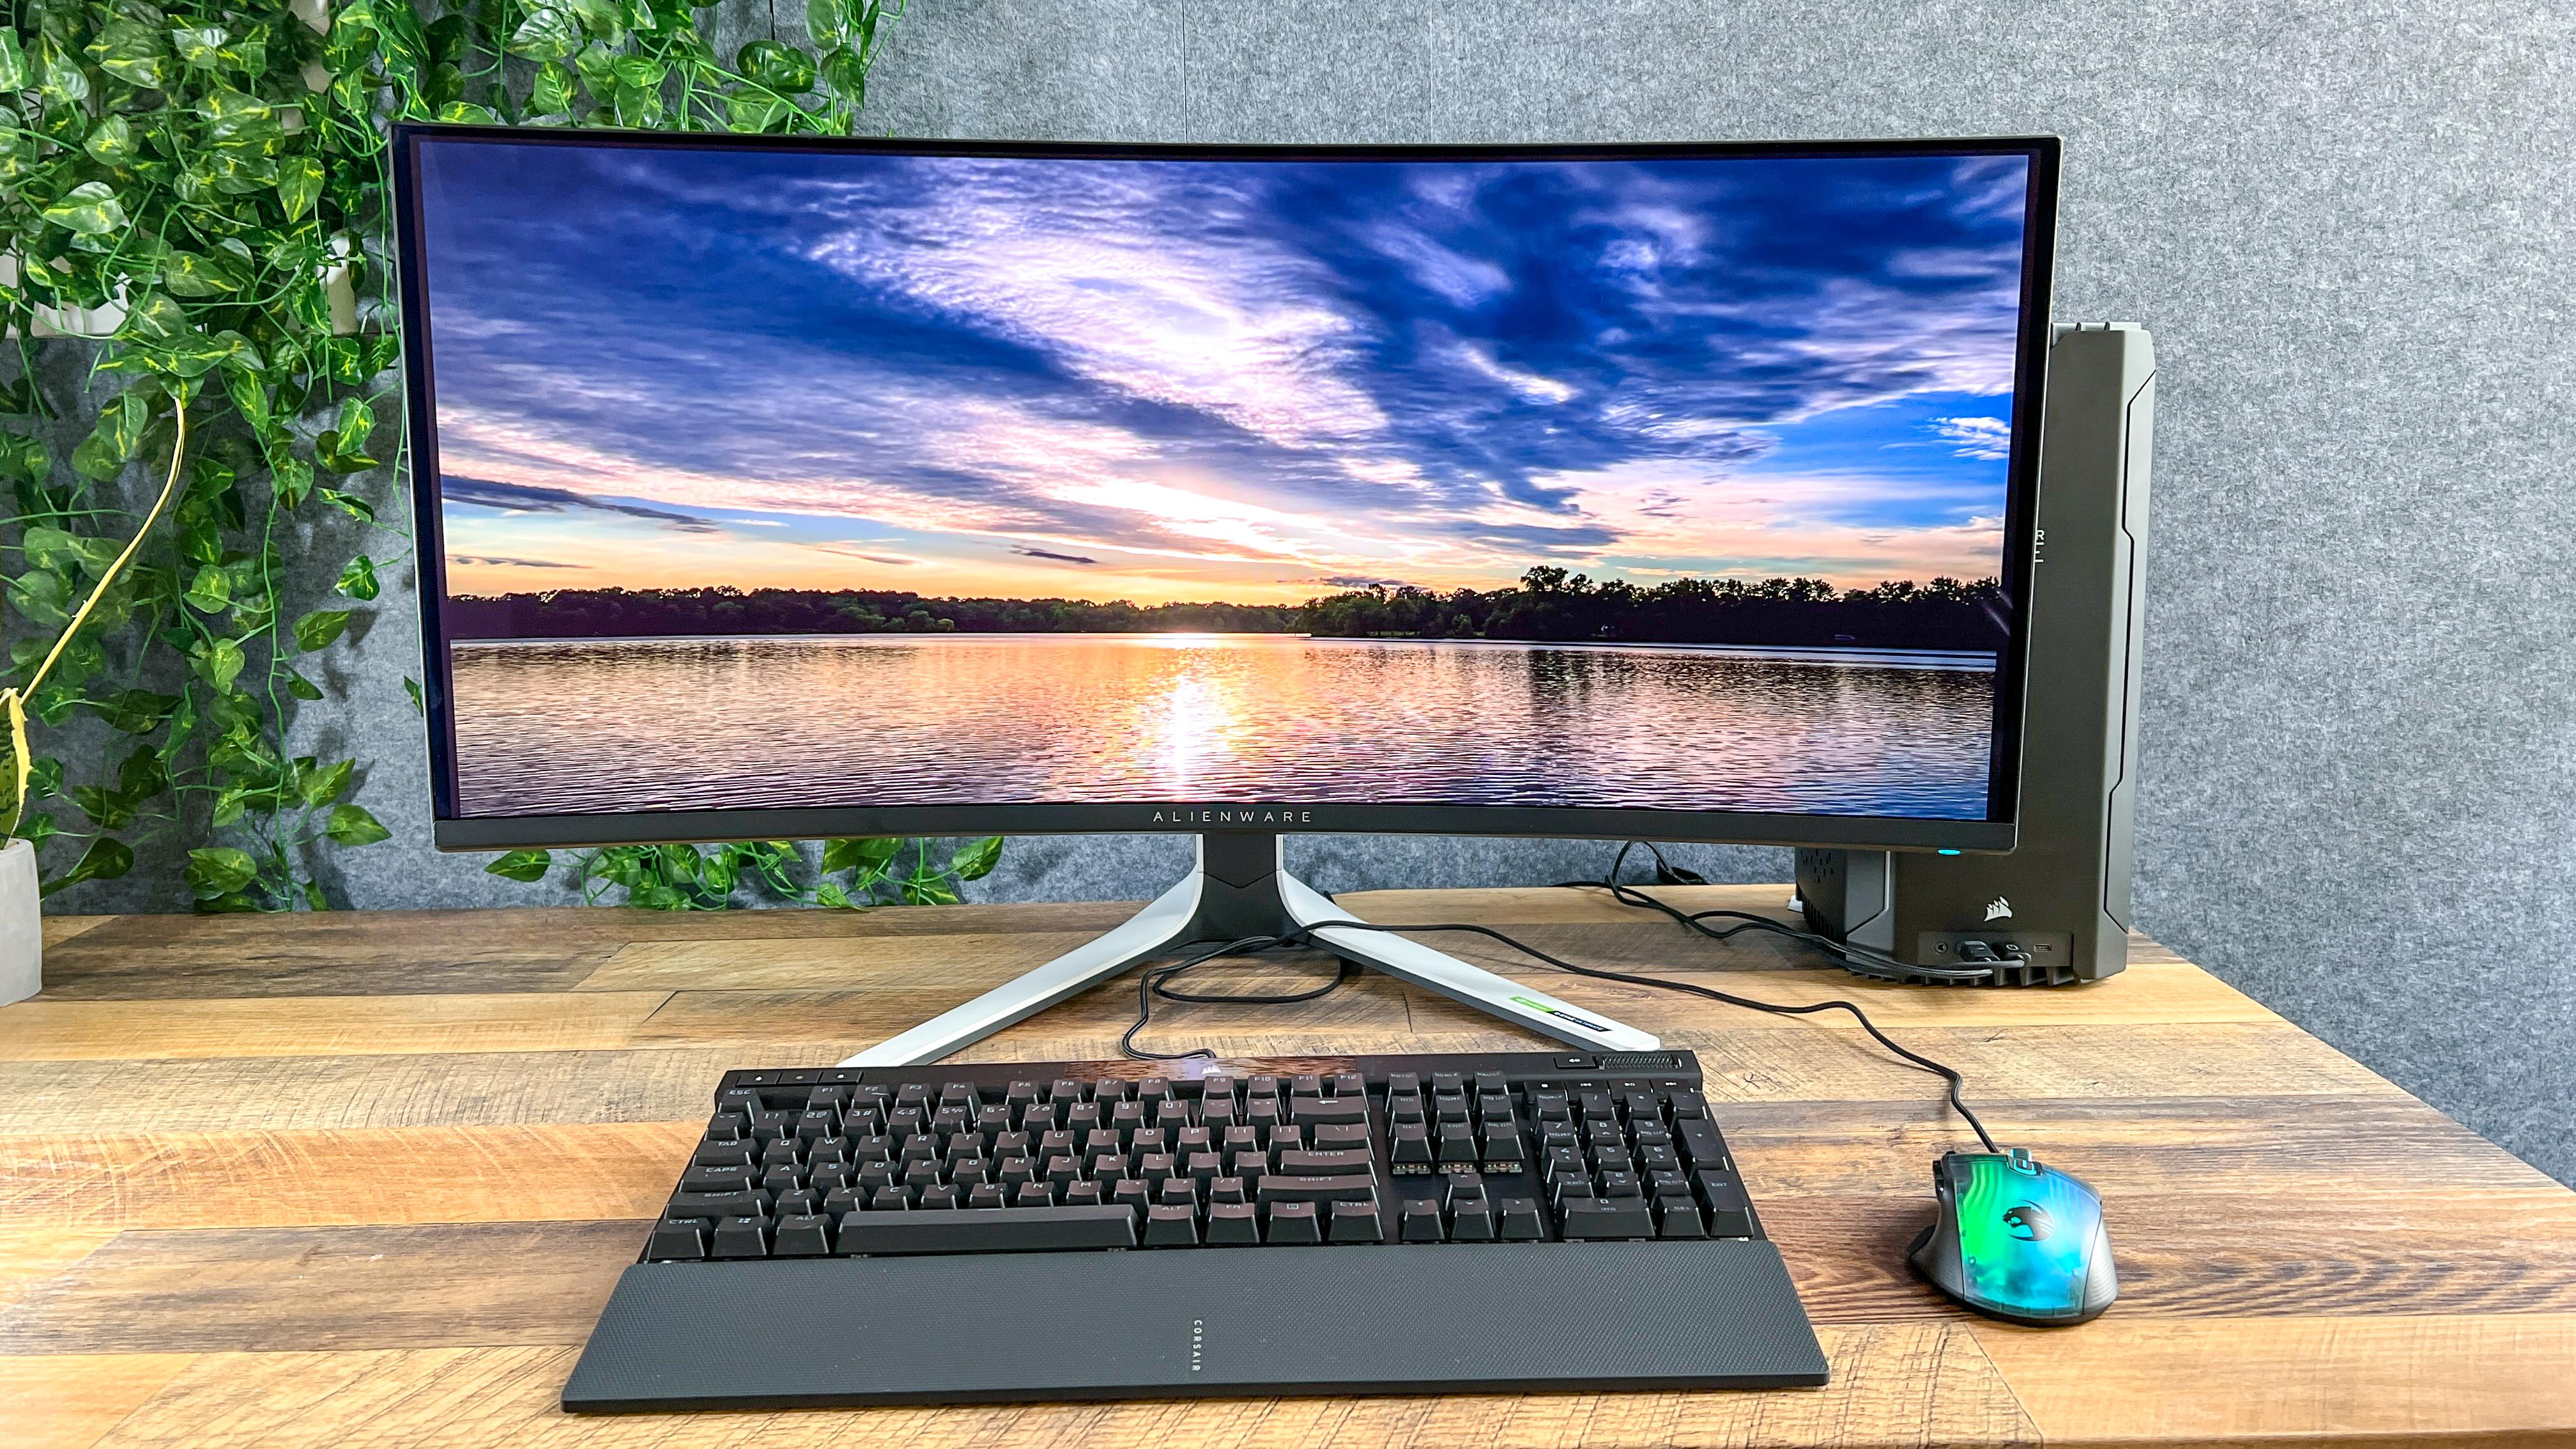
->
[413,138,2040,822]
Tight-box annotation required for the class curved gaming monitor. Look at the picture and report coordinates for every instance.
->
[395,128,2058,857]
[394,126,2060,1061]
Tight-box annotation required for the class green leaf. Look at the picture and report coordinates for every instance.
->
[529,59,576,114]
[435,101,500,124]
[807,0,851,47]
[42,182,125,237]
[92,689,178,733]
[293,608,353,652]
[324,804,392,847]
[278,155,323,222]
[486,848,554,882]
[317,486,376,519]
[87,18,167,89]
[124,292,190,344]
[403,676,425,716]
[83,114,137,165]
[158,251,247,300]
[946,835,1004,882]
[27,758,65,799]
[286,670,324,702]
[21,525,84,572]
[815,880,857,909]
[70,783,137,830]
[0,31,27,92]
[43,837,134,896]
[272,458,314,509]
[208,785,247,827]
[114,747,166,803]
[821,836,902,875]
[70,391,152,482]
[38,42,91,105]
[183,563,232,613]
[184,846,260,898]
[900,877,962,907]
[335,555,381,601]
[171,24,230,68]
[507,5,583,62]
[299,758,355,808]
[736,38,816,93]
[195,636,245,691]
[820,45,869,103]
[5,569,68,628]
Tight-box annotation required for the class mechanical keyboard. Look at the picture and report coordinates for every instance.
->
[564,1050,1827,1409]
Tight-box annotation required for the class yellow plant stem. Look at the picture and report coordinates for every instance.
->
[3,399,190,835]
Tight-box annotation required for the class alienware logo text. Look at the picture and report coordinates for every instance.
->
[2002,1202,2056,1241]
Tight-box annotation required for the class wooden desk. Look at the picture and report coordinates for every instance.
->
[4,885,2572,1448]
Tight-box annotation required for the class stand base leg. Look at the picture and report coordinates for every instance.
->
[841,835,1657,1068]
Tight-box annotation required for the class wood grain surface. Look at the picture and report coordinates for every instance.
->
[3,884,2570,1448]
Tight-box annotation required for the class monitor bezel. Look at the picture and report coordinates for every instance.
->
[392,123,2058,855]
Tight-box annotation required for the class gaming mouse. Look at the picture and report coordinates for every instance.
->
[1908,1147,2118,1326]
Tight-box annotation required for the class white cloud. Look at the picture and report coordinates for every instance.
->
[1929,415,2012,460]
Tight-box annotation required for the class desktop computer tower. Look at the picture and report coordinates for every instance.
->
[1797,323,2155,986]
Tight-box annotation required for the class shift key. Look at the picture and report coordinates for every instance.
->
[1255,1175,1379,1204]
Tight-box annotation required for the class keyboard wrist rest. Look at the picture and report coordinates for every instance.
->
[562,1238,1827,1410]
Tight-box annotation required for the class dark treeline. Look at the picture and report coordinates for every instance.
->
[1305,568,2009,652]
[442,588,1301,640]
[445,567,2007,653]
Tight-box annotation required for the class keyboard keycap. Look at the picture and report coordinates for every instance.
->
[1265,1200,1323,1244]
[1400,1198,1446,1241]
[1206,1200,1260,1245]
[1329,1200,1384,1243]
[774,1213,834,1255]
[1274,1149,1376,1177]
[1560,1199,1656,1240]
[710,1216,770,1258]
[645,1217,709,1261]
[1289,1097,1368,1126]
[669,1190,765,1220]
[834,1205,1140,1255]
[1255,1176,1380,1205]
[1142,1204,1199,1246]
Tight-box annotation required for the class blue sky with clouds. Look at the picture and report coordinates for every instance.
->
[416,141,2035,601]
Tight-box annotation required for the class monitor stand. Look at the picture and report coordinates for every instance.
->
[839,832,1659,1066]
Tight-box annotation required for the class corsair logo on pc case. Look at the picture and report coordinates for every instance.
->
[2002,1203,2057,1241]
[1984,896,2014,922]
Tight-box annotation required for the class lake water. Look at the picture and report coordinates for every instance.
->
[446,632,1998,819]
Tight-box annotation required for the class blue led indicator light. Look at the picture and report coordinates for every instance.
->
[1937,848,1962,855]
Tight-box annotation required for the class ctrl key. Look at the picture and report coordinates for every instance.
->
[645,1217,710,1261]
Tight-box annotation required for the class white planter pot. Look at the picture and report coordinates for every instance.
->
[1,838,38,1007]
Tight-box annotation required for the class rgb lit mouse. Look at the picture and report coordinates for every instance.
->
[1908,1147,2118,1325]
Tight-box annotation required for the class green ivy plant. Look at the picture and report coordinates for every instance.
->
[0,0,981,913]
[487,834,1002,910]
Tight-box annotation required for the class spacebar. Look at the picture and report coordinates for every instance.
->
[835,1207,1138,1255]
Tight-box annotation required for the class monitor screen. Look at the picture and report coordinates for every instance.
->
[395,129,2056,851]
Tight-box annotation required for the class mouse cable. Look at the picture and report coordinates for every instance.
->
[1294,916,1999,1154]
[1121,914,2000,1153]
[1556,841,1995,985]
[1119,934,1359,1062]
